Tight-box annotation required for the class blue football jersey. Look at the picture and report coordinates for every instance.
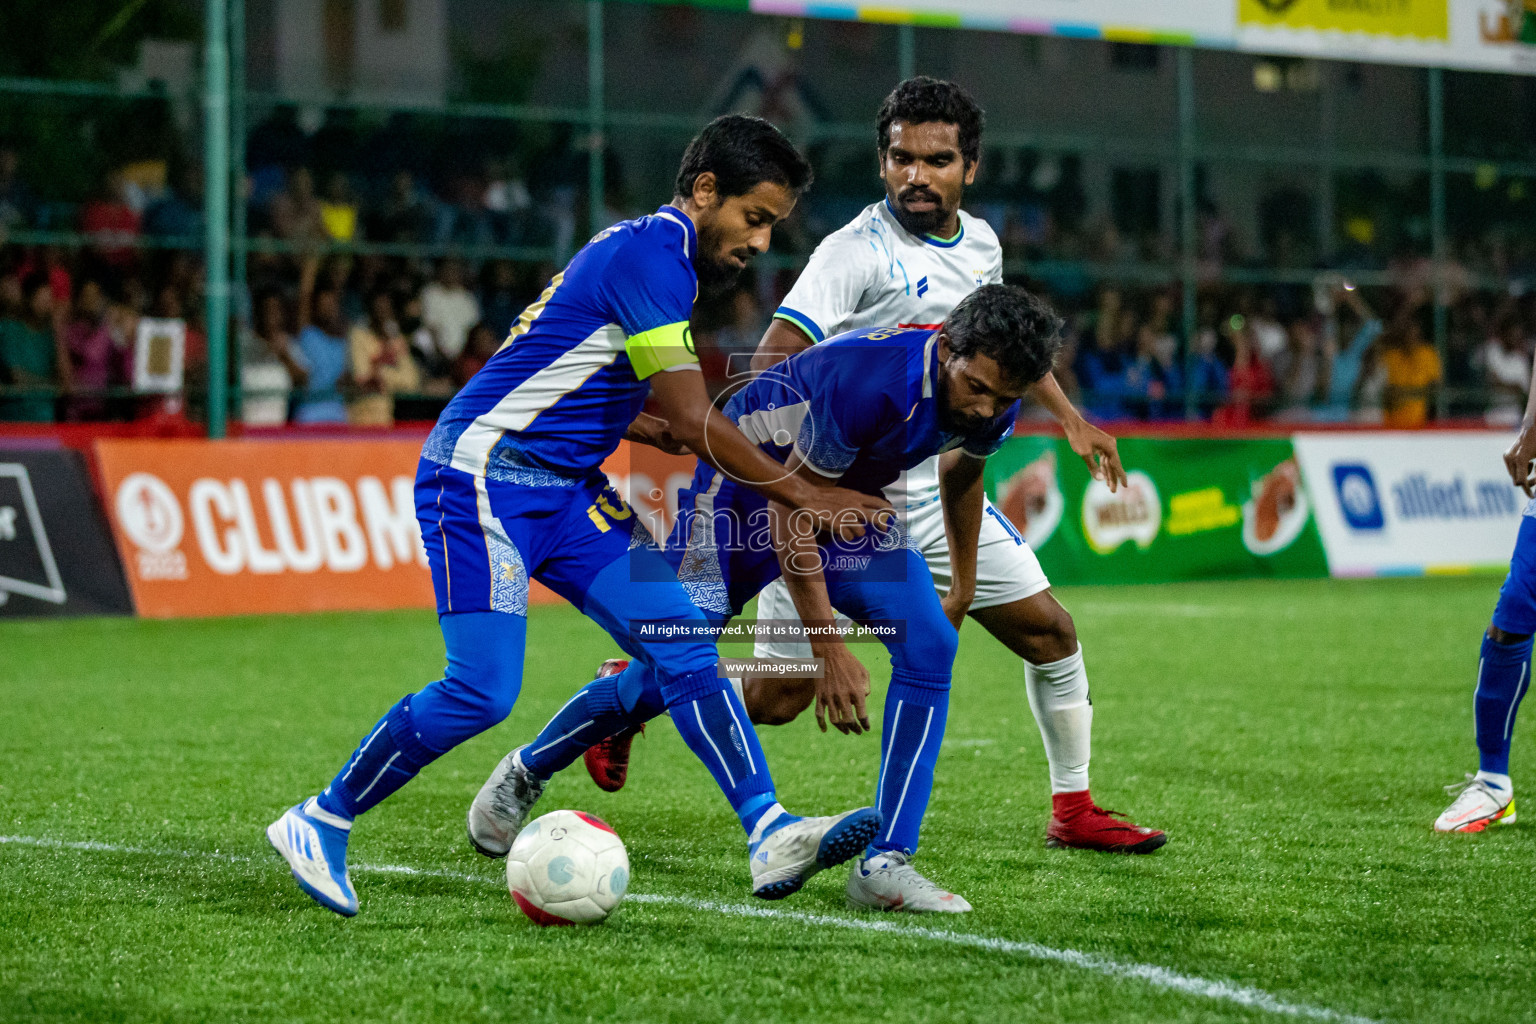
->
[724,326,1019,496]
[423,205,701,483]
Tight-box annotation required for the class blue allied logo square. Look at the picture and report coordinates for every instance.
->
[1332,463,1384,531]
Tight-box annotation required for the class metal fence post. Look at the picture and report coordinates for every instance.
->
[203,0,230,439]
[1178,47,1199,421]
[1428,66,1449,420]
[230,0,246,423]
[588,0,605,237]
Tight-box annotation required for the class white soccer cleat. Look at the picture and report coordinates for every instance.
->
[468,745,545,857]
[266,797,359,917]
[847,851,972,913]
[749,806,882,900]
[1435,774,1516,833]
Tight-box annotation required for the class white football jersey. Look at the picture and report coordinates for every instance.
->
[773,199,1003,510]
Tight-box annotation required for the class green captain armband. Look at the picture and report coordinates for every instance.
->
[626,321,698,378]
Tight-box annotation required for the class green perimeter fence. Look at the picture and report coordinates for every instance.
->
[1,0,1529,434]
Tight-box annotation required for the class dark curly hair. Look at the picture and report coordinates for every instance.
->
[674,114,813,201]
[876,77,985,167]
[943,284,1063,387]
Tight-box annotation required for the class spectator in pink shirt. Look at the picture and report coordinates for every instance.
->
[62,278,127,420]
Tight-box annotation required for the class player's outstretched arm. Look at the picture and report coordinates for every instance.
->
[749,318,816,374]
[1029,371,1127,492]
[768,449,872,735]
[648,367,891,541]
[1502,356,1536,496]
[937,450,985,629]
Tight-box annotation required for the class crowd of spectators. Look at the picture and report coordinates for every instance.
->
[1039,275,1536,427]
[0,238,558,427]
[3,115,1536,430]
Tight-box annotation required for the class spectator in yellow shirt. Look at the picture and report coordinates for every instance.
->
[1383,313,1442,428]
[319,171,358,243]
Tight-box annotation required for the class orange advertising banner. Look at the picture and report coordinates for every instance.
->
[93,438,697,619]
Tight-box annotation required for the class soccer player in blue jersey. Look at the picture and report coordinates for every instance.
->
[473,283,1063,911]
[1435,368,1536,831]
[266,116,894,916]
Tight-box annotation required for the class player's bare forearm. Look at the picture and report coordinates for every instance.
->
[768,453,871,734]
[768,451,845,631]
[938,451,984,626]
[1027,371,1076,425]
[768,500,839,637]
[648,367,808,500]
[648,367,890,537]
[750,318,814,375]
[1030,372,1127,491]
[1503,364,1536,495]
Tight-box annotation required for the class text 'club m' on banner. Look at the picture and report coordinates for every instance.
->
[95,439,435,618]
[93,439,698,619]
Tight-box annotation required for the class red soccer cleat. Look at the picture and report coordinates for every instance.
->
[1045,790,1167,854]
[582,659,642,793]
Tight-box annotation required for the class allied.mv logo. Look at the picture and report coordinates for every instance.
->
[1332,464,1384,531]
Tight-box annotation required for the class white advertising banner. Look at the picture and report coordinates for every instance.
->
[1236,0,1536,75]
[750,0,1536,74]
[1293,431,1524,577]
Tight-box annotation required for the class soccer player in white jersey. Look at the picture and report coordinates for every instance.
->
[588,80,1165,881]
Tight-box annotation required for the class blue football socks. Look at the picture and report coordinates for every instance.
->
[870,669,950,857]
[520,665,664,780]
[318,695,444,820]
[1475,632,1532,779]
[666,670,779,834]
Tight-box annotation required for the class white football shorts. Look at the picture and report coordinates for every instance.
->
[750,495,1050,662]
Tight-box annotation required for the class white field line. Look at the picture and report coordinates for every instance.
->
[1069,602,1298,619]
[1,833,1381,1024]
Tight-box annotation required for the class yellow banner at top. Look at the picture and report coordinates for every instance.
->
[1237,0,1449,40]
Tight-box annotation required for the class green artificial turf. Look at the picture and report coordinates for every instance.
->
[2,577,1532,1023]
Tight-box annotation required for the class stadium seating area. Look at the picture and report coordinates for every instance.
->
[4,13,1536,431]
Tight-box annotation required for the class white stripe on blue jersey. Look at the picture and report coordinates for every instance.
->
[423,205,701,483]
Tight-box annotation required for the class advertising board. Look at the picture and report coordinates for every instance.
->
[1292,431,1522,576]
[93,439,697,618]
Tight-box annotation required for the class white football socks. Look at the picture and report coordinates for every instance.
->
[1024,646,1093,795]
[729,675,746,707]
[1476,770,1513,800]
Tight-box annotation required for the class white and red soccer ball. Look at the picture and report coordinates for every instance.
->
[506,809,629,925]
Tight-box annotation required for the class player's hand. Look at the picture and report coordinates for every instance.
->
[647,419,693,456]
[1503,423,1536,497]
[627,412,693,456]
[815,644,871,735]
[1064,418,1127,493]
[940,586,973,630]
[801,487,894,542]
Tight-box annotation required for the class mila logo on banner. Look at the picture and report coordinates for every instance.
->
[0,464,67,606]
[113,471,426,579]
[1332,463,1385,531]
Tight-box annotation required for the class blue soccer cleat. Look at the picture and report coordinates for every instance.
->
[266,797,359,916]
[749,806,882,900]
